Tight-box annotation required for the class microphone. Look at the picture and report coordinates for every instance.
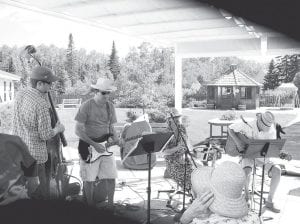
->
[170,112,175,119]
[240,115,253,129]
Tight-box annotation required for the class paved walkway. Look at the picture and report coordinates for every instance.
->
[63,147,300,224]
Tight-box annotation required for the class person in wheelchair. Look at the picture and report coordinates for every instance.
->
[228,111,282,213]
[163,108,194,192]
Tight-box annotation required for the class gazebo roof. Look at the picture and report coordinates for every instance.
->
[206,67,262,87]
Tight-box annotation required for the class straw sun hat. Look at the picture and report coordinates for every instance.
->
[257,111,275,130]
[191,161,248,218]
[90,77,117,92]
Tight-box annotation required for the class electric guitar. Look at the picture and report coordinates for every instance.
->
[79,133,145,163]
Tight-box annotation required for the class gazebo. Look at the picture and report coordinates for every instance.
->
[206,65,262,110]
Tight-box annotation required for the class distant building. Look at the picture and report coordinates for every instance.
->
[206,65,262,110]
[0,70,20,103]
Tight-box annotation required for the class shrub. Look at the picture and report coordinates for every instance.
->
[220,110,237,121]
[188,100,207,108]
[0,102,13,134]
[126,111,138,122]
[147,108,167,123]
[261,88,297,107]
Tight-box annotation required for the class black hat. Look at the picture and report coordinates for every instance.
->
[30,66,58,83]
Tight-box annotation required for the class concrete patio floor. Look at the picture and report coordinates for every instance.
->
[63,147,300,224]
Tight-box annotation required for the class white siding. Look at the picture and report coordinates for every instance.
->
[0,79,15,103]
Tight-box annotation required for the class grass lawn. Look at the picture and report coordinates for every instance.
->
[58,107,300,159]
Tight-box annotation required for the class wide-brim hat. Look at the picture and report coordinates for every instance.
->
[167,108,182,119]
[191,161,248,218]
[30,66,58,83]
[90,77,117,92]
[257,111,275,130]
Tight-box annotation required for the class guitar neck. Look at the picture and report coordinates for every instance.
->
[104,134,146,148]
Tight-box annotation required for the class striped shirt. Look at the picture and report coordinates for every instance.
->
[13,87,55,164]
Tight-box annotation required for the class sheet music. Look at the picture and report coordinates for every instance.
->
[239,134,286,159]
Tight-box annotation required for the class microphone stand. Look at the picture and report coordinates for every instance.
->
[169,113,197,215]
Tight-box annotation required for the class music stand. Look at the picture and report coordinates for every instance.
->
[127,132,174,224]
[241,137,286,217]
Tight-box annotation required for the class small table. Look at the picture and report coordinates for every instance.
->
[208,118,236,139]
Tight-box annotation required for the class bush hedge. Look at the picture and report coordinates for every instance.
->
[0,102,13,134]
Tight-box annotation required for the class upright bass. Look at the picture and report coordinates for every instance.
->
[20,45,69,198]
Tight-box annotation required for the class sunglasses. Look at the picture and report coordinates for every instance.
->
[41,80,52,86]
[100,91,111,95]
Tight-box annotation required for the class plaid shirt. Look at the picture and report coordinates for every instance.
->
[13,87,55,164]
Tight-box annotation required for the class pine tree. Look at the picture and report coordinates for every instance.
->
[52,53,67,96]
[274,54,300,83]
[108,41,120,81]
[294,72,300,105]
[8,57,16,73]
[263,59,280,90]
[66,33,77,86]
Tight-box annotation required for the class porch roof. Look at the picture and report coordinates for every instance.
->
[1,0,300,57]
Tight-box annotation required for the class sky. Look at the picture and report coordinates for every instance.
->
[0,4,142,57]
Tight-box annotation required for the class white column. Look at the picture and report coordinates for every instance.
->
[261,35,267,56]
[174,45,182,114]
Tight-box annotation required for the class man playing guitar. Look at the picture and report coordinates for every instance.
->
[75,78,118,209]
[228,111,288,213]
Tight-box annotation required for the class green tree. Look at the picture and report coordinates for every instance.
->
[263,59,280,90]
[293,72,300,104]
[52,51,67,95]
[274,54,300,83]
[8,57,16,73]
[108,41,120,81]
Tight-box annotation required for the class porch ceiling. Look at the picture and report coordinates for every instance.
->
[2,0,300,57]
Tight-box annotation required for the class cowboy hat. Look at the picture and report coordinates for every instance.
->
[191,161,248,218]
[30,66,58,83]
[90,78,117,92]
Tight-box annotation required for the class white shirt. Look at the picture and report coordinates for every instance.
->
[229,120,276,140]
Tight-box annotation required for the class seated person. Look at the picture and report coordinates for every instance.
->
[228,111,282,213]
[180,161,260,224]
[0,133,38,205]
[163,108,194,191]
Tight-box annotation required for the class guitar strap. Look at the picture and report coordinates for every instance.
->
[106,101,113,136]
